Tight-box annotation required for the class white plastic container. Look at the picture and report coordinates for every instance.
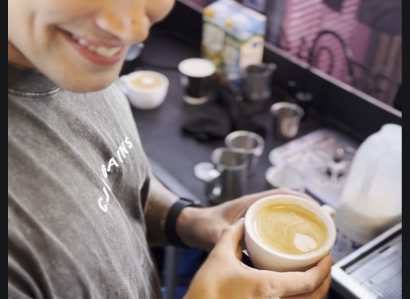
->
[335,124,402,246]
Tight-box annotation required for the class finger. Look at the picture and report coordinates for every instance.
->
[309,273,332,299]
[258,256,333,298]
[212,218,245,257]
[283,274,332,299]
[236,244,243,260]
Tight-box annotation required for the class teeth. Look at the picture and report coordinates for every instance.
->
[72,35,122,57]
[110,47,122,56]
[95,46,109,57]
[100,46,121,57]
[79,39,88,46]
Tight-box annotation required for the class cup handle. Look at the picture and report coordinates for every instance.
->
[194,162,223,202]
[321,204,337,221]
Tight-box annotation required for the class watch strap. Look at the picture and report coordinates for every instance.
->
[165,198,199,248]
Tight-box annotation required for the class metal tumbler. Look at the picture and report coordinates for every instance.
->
[225,131,265,176]
[194,148,248,206]
[270,102,304,139]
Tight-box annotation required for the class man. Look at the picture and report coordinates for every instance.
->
[8,0,333,298]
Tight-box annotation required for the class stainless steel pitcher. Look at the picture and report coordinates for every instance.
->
[194,148,248,205]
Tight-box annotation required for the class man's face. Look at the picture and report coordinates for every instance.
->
[8,0,175,92]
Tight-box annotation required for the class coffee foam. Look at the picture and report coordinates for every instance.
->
[131,74,163,90]
[178,58,216,78]
[253,204,328,256]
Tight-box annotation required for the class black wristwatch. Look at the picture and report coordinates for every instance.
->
[165,198,201,248]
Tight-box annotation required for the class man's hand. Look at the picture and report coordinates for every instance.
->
[177,189,319,251]
[184,219,333,299]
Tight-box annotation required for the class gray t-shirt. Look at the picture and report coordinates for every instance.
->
[8,64,162,299]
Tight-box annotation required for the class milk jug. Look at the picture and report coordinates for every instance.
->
[332,124,402,261]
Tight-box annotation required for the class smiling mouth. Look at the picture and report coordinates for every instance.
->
[71,35,123,58]
[60,29,126,65]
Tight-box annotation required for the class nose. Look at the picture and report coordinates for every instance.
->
[95,4,151,45]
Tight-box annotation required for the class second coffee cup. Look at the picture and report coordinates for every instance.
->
[120,71,169,110]
[178,58,216,105]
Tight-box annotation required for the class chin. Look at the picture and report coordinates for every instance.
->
[48,69,120,94]
[35,55,123,93]
[62,79,116,94]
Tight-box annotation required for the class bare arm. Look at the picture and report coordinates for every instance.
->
[144,183,319,249]
[144,175,179,246]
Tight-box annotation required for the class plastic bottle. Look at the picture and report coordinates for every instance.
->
[332,124,402,262]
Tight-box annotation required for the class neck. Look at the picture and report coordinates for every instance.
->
[8,41,36,69]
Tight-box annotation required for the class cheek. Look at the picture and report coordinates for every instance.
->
[146,0,175,23]
[20,0,96,26]
[41,2,95,24]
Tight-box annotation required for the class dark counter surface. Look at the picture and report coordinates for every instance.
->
[122,32,337,206]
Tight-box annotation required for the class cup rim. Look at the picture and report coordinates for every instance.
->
[270,102,304,119]
[211,147,249,171]
[121,71,169,93]
[245,194,337,261]
[243,63,277,79]
[225,131,265,156]
[178,58,216,78]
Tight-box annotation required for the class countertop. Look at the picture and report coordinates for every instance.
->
[122,31,349,299]
[121,32,334,206]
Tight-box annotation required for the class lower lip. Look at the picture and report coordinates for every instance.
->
[60,30,126,67]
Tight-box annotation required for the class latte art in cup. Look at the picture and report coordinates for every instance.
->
[120,70,169,110]
[245,195,337,272]
[253,204,328,255]
[131,75,163,89]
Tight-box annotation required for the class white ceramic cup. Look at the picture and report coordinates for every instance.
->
[120,71,169,110]
[245,195,337,272]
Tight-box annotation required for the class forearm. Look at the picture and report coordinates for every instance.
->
[144,175,179,246]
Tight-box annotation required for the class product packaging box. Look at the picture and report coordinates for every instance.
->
[201,0,239,76]
[201,0,267,87]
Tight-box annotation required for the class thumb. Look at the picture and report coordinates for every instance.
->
[212,218,245,258]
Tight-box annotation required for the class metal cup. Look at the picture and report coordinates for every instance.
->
[194,148,248,205]
[242,63,277,101]
[225,131,265,176]
[270,102,305,139]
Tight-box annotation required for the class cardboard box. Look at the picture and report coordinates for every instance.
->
[201,0,267,86]
[222,5,267,86]
[201,0,240,76]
